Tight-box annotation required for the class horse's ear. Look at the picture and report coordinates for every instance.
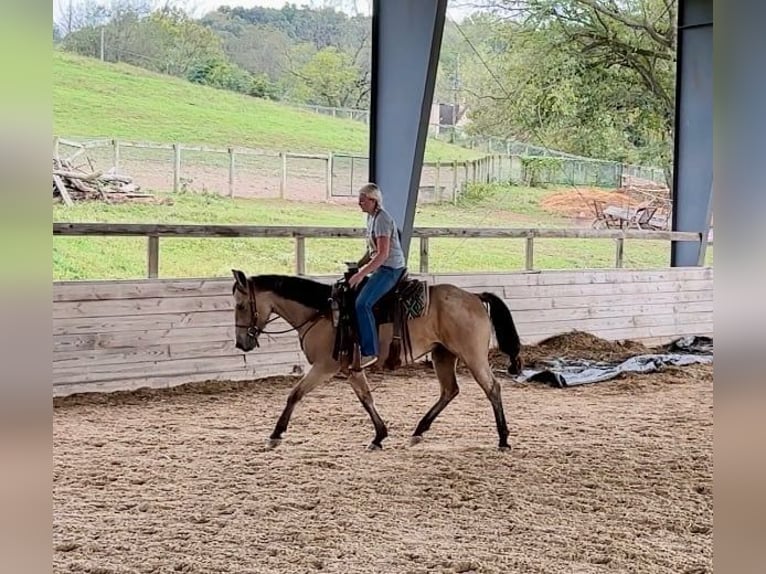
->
[232,269,248,292]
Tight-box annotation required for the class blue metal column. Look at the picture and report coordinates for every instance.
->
[369,0,447,258]
[671,0,713,266]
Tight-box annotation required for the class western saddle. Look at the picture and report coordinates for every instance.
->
[329,262,429,371]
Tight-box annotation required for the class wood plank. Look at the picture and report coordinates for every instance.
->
[53,338,300,365]
[53,361,304,397]
[54,277,231,301]
[433,267,712,288]
[518,313,712,339]
[53,310,301,336]
[502,279,712,300]
[54,340,235,365]
[285,152,330,160]
[505,289,712,312]
[53,351,304,385]
[54,320,303,352]
[512,300,713,324]
[52,222,701,242]
[118,140,174,150]
[53,223,367,238]
[53,295,234,319]
[53,326,236,352]
[414,228,702,241]
[53,276,338,302]
[53,269,711,301]
[52,174,74,206]
[53,310,232,335]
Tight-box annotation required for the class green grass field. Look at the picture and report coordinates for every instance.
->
[53,51,481,162]
[52,186,709,281]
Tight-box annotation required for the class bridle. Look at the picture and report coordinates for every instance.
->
[235,280,263,347]
[235,280,323,348]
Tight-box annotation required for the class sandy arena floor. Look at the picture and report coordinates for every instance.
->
[53,334,713,574]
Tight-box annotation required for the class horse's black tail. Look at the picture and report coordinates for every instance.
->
[479,292,523,375]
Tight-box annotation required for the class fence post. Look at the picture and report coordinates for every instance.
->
[295,235,305,275]
[350,156,355,194]
[615,238,624,268]
[463,162,469,191]
[326,152,333,199]
[452,160,458,200]
[173,143,181,193]
[147,235,159,278]
[419,236,429,273]
[525,234,534,270]
[112,139,120,173]
[434,161,441,201]
[280,152,287,198]
[228,147,235,197]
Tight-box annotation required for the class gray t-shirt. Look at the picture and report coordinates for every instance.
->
[366,208,406,269]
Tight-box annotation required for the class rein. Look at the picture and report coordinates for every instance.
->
[236,281,324,348]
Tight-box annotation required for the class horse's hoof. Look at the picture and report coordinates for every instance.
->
[367,442,383,451]
[409,435,424,446]
[498,443,512,452]
[266,438,282,449]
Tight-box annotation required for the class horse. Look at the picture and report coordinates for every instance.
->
[231,269,523,451]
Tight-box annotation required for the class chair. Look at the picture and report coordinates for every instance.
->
[634,206,658,229]
[591,200,619,229]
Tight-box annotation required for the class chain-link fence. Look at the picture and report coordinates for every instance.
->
[286,102,668,186]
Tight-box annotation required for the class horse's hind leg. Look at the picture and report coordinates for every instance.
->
[269,363,335,448]
[411,345,459,445]
[465,359,511,451]
[347,370,388,450]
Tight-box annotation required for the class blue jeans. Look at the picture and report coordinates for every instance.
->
[355,265,404,356]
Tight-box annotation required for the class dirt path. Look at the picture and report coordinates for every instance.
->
[54,342,712,574]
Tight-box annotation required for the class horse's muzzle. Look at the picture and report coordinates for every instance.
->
[235,335,259,352]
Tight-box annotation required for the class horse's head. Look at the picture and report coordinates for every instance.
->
[232,269,272,352]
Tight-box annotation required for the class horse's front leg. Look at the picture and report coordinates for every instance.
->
[269,363,336,448]
[348,370,388,450]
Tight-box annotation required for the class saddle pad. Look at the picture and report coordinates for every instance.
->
[400,280,429,320]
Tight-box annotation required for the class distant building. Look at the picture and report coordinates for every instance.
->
[429,102,469,134]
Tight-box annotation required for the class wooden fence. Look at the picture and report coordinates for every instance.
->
[54,137,632,201]
[53,223,708,278]
[53,267,714,397]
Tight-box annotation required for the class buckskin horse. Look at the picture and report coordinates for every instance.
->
[231,269,523,451]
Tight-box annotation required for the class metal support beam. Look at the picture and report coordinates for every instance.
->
[369,0,447,258]
[671,0,713,266]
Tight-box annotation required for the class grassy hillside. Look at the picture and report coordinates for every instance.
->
[53,51,482,161]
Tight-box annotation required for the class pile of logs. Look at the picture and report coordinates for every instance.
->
[53,155,163,205]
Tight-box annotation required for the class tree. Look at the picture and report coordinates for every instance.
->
[452,0,676,168]
[291,46,369,108]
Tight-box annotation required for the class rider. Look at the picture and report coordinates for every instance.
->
[348,182,406,369]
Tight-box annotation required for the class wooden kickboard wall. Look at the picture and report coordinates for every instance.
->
[53,267,713,396]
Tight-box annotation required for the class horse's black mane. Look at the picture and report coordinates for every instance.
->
[250,274,332,311]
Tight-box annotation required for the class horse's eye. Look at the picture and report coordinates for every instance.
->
[235,304,245,311]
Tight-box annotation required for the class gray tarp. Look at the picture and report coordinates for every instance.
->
[516,336,713,388]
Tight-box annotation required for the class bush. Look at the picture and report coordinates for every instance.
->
[457,182,503,206]
[520,156,565,187]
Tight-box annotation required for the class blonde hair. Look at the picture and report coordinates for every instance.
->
[358,182,383,206]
